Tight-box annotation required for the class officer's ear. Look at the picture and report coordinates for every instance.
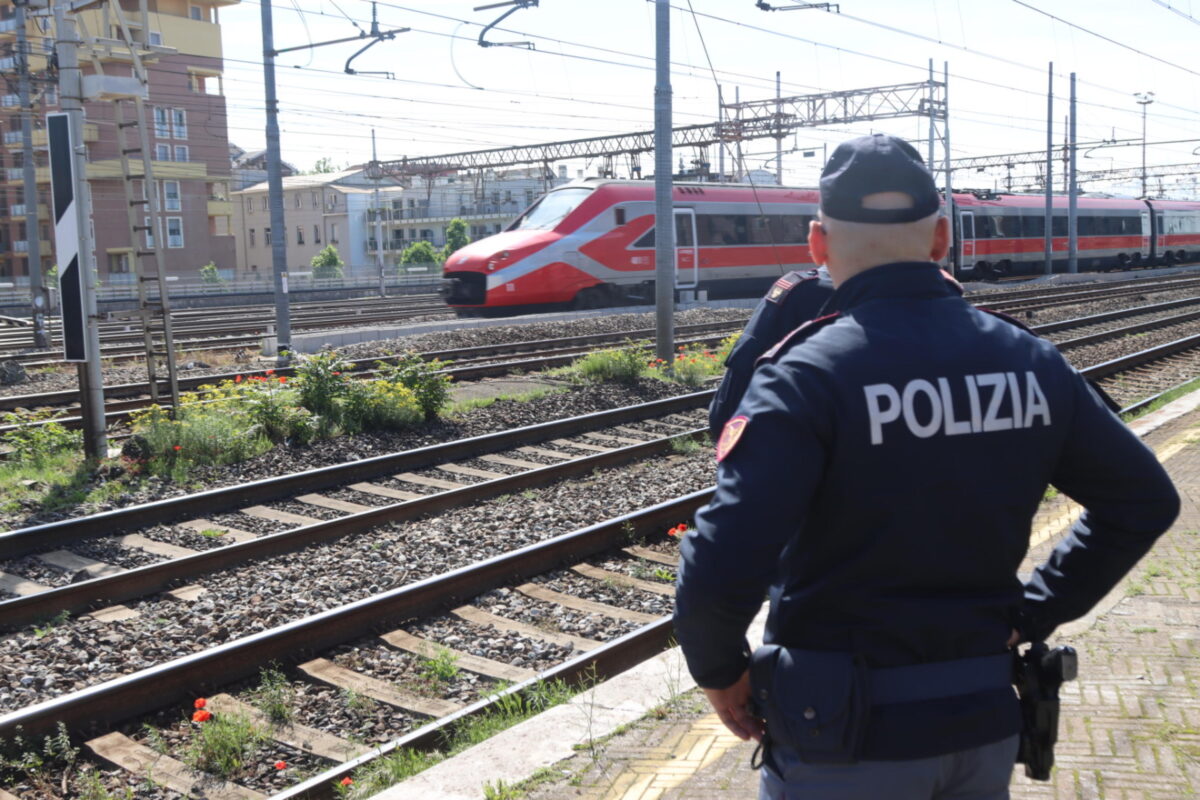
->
[809,219,828,266]
[930,215,951,262]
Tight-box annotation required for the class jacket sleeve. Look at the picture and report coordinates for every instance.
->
[709,301,772,438]
[1020,371,1180,641]
[677,361,832,688]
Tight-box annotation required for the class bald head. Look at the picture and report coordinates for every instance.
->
[810,191,950,287]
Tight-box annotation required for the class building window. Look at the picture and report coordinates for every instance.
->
[294,194,301,209]
[330,223,339,243]
[163,180,180,211]
[153,106,170,138]
[264,227,272,245]
[154,143,170,161]
[296,226,304,245]
[249,228,256,247]
[171,108,187,139]
[311,191,318,208]
[314,224,321,244]
[166,217,183,248]
[189,5,203,20]
[148,31,163,45]
[144,217,154,248]
[261,196,268,212]
[108,252,130,273]
[174,145,189,162]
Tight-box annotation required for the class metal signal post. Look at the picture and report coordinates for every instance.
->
[653,0,674,364]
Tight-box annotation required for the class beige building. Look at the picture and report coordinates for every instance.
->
[231,169,402,279]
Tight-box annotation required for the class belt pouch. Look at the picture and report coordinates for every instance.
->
[749,645,870,764]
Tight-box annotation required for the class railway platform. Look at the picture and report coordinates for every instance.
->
[376,390,1200,800]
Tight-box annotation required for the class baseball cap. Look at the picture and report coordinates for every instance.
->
[819,134,941,224]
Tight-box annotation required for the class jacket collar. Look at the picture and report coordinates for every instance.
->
[825,261,959,312]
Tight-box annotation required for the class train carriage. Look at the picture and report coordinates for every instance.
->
[440,179,1200,314]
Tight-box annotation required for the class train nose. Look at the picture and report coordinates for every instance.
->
[440,271,487,305]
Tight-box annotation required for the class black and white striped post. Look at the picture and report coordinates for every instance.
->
[48,9,106,460]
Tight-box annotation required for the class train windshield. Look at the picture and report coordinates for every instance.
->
[511,188,593,231]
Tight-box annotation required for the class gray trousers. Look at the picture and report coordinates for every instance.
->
[758,735,1020,800]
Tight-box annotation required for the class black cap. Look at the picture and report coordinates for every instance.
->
[819,134,940,223]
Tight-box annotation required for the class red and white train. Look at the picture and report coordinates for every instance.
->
[439,179,1200,313]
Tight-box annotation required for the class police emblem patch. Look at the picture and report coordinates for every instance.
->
[716,415,749,462]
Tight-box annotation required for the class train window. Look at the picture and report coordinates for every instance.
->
[1052,216,1068,237]
[974,216,994,239]
[676,215,695,247]
[615,208,626,226]
[770,214,811,244]
[511,187,593,231]
[1022,216,1045,238]
[697,215,741,246]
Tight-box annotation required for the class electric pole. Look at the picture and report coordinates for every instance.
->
[15,0,48,349]
[1135,91,1155,198]
[372,128,385,297]
[1044,63,1053,276]
[653,0,674,363]
[51,7,106,459]
[1068,73,1078,274]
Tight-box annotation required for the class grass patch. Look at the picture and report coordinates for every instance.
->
[1122,375,1200,422]
[341,678,581,798]
[446,387,565,417]
[1042,485,1059,502]
[669,435,704,455]
[1131,626,1158,634]
[183,710,267,780]
[199,528,226,539]
[252,665,295,726]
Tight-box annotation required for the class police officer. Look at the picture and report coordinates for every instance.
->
[709,267,835,437]
[674,133,1179,799]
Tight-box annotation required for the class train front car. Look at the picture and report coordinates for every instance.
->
[441,180,823,315]
[440,185,605,314]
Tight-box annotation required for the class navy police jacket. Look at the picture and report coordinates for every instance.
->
[675,261,1179,760]
[709,268,834,437]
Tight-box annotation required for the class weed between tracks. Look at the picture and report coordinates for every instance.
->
[551,334,737,388]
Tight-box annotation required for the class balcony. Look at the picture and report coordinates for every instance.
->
[5,168,23,181]
[4,123,98,150]
[207,199,233,217]
[1,95,20,108]
[0,19,17,35]
[367,201,525,223]
[10,203,47,218]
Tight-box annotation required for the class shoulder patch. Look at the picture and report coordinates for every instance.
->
[977,307,1039,336]
[715,415,749,462]
[939,269,964,296]
[765,270,819,305]
[755,311,842,366]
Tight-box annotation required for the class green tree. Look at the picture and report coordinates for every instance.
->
[310,157,338,174]
[310,244,345,279]
[399,240,443,269]
[442,218,470,260]
[199,261,223,284]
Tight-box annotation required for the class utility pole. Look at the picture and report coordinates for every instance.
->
[1135,91,1155,198]
[653,0,674,363]
[51,7,106,459]
[942,62,952,263]
[372,128,385,297]
[15,0,48,349]
[261,0,292,365]
[1044,62,1053,276]
[1068,73,1078,274]
[716,84,724,182]
[927,59,935,170]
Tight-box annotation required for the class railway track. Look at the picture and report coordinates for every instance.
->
[4,324,1200,797]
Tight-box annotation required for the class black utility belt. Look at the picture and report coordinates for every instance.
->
[749,646,1011,764]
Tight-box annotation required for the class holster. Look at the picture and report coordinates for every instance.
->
[749,644,871,764]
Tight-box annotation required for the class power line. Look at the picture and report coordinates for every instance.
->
[1148,0,1200,26]
[1011,0,1200,79]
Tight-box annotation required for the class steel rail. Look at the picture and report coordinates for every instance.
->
[0,390,712,561]
[0,488,711,743]
[1027,295,1200,335]
[1051,308,1200,350]
[966,269,1200,303]
[980,278,1200,313]
[1079,332,1200,380]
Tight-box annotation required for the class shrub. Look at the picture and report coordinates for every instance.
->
[0,409,81,465]
[574,340,649,383]
[311,245,345,279]
[199,262,223,285]
[342,380,423,432]
[183,710,266,779]
[375,353,452,420]
[399,240,443,268]
[648,343,725,387]
[295,351,352,419]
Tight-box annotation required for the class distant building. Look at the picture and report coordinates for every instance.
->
[367,167,566,257]
[230,143,297,192]
[0,0,240,285]
[231,167,402,279]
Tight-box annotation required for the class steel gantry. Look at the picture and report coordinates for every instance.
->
[375,79,949,180]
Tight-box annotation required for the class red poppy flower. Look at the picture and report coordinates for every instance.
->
[332,371,341,376]
[194,698,207,709]
[340,777,353,786]
[173,445,182,452]
[192,709,212,722]
[278,376,287,383]
[235,375,242,383]
[275,761,287,770]
[266,369,275,376]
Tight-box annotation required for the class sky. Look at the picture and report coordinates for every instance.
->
[213,0,1200,198]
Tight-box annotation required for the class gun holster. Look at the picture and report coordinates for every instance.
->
[1013,642,1078,780]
